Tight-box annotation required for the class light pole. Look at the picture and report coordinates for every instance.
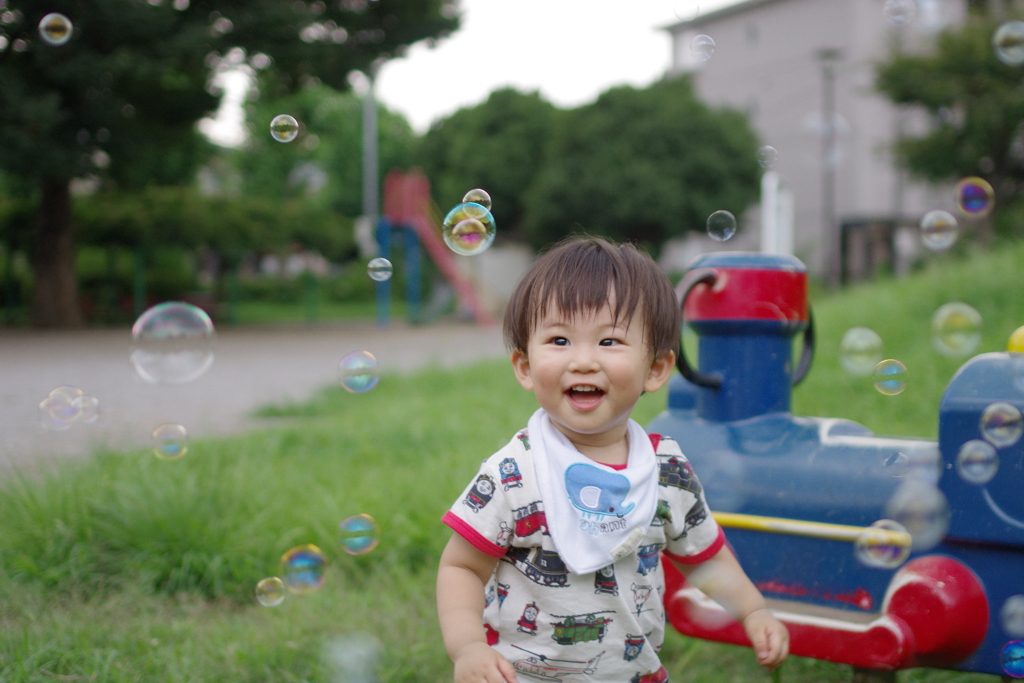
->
[817,47,843,290]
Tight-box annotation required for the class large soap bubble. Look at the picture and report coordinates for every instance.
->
[994,21,1024,66]
[339,351,380,393]
[919,210,958,251]
[255,577,286,607]
[38,13,73,46]
[956,439,998,485]
[462,188,491,211]
[706,210,736,241]
[131,302,215,384]
[690,34,715,61]
[339,513,380,555]
[885,480,950,551]
[839,327,883,376]
[931,302,981,357]
[873,359,908,396]
[270,114,299,143]
[955,176,995,218]
[980,402,1023,448]
[855,519,911,569]
[442,203,496,256]
[280,544,327,594]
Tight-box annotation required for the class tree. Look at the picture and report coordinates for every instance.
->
[415,87,562,239]
[231,81,418,218]
[522,76,761,254]
[0,0,457,327]
[875,12,1024,242]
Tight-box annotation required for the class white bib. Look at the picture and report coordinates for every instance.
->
[527,408,658,575]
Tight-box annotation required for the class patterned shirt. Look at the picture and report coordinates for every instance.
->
[443,428,724,683]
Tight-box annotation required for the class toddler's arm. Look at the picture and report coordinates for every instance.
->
[437,532,518,683]
[668,545,790,669]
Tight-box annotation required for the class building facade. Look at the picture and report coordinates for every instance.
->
[663,0,965,278]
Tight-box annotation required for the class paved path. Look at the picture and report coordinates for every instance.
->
[0,321,507,472]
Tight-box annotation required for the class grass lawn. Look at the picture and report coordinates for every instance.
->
[2,242,1023,682]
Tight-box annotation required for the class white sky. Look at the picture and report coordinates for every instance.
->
[202,0,739,144]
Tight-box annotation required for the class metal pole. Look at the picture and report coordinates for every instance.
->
[818,48,842,290]
[362,69,379,228]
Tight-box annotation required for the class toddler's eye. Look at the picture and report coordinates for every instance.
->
[599,338,620,346]
[552,337,569,346]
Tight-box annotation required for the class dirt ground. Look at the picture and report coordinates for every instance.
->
[0,320,507,472]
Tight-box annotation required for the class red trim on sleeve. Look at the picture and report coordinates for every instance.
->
[649,433,662,452]
[663,526,726,565]
[442,511,507,558]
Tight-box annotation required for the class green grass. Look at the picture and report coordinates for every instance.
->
[3,241,1024,682]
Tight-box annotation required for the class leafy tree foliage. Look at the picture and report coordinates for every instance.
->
[522,77,761,254]
[875,13,1024,240]
[232,81,417,218]
[0,0,456,326]
[415,87,562,238]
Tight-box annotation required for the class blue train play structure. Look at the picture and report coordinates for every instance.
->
[649,252,1024,681]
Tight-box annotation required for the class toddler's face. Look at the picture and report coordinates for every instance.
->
[511,299,673,450]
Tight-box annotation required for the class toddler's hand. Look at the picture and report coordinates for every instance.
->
[742,608,790,670]
[453,642,518,683]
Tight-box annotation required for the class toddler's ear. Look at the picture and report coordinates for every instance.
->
[644,350,676,393]
[511,350,534,391]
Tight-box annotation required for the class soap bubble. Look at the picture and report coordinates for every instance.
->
[280,544,327,594]
[270,114,299,143]
[38,13,73,46]
[882,451,909,477]
[442,203,496,256]
[883,0,916,26]
[696,449,747,512]
[980,402,1023,448]
[955,176,995,218]
[885,479,949,551]
[38,386,83,431]
[691,34,715,62]
[931,302,982,358]
[1002,641,1024,679]
[152,423,188,460]
[757,146,778,169]
[462,188,491,211]
[323,632,382,683]
[956,439,999,485]
[873,359,908,396]
[1001,595,1024,638]
[130,302,215,384]
[339,351,379,393]
[839,327,883,376]
[673,1,700,21]
[339,513,380,555]
[366,257,392,282]
[855,519,911,569]
[72,395,100,424]
[706,210,736,241]
[993,21,1024,66]
[255,577,286,607]
[919,210,958,251]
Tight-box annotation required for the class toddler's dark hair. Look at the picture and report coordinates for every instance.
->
[503,235,681,358]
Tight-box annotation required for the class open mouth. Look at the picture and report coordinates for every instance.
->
[567,385,605,408]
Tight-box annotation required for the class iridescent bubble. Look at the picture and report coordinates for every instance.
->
[993,21,1024,66]
[442,203,496,256]
[673,1,700,21]
[1002,641,1024,678]
[462,188,491,211]
[883,0,916,26]
[339,513,380,555]
[324,632,383,683]
[854,519,911,569]
[72,395,100,424]
[885,479,950,551]
[38,13,73,46]
[38,386,83,431]
[152,423,188,460]
[883,451,909,477]
[130,302,215,384]
[839,327,883,376]
[919,210,959,251]
[956,439,999,485]
[931,302,982,358]
[280,544,327,594]
[366,257,392,282]
[980,402,1024,448]
[256,576,286,607]
[706,210,736,241]
[270,114,299,143]
[1002,595,1024,638]
[757,146,778,169]
[955,176,995,218]
[873,359,908,396]
[691,34,715,62]
[339,351,380,393]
